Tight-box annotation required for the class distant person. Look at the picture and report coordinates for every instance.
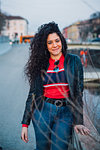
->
[21,22,90,150]
[80,49,88,67]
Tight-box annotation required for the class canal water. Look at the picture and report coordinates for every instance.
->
[83,87,100,134]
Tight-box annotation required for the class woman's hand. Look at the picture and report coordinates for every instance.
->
[21,127,29,143]
[74,125,90,135]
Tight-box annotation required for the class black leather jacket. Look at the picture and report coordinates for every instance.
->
[21,53,83,126]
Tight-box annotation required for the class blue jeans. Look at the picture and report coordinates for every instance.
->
[32,101,73,150]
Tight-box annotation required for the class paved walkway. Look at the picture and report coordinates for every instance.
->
[0,42,12,55]
[0,44,35,150]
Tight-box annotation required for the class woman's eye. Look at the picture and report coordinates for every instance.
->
[56,39,60,42]
[47,41,52,44]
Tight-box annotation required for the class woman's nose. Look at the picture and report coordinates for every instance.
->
[53,42,57,47]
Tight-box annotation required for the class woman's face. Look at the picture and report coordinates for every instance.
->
[47,33,62,59]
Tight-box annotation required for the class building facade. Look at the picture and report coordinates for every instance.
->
[63,12,100,42]
[67,22,80,42]
[1,16,28,41]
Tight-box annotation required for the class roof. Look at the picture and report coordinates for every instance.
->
[5,15,28,24]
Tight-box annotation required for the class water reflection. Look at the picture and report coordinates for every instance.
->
[83,87,100,134]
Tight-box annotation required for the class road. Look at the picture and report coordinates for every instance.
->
[0,44,36,150]
[0,42,11,55]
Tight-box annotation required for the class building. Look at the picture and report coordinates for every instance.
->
[62,27,68,39]
[63,12,100,42]
[90,11,100,19]
[68,22,80,42]
[1,15,28,41]
[63,22,81,42]
[77,17,100,41]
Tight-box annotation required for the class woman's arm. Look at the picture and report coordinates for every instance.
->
[21,127,29,143]
[21,82,36,125]
[21,82,36,143]
[74,55,84,125]
[74,56,90,135]
[74,125,90,135]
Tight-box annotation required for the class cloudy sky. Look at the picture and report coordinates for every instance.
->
[1,0,100,33]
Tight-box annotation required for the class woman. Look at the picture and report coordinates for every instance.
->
[21,22,90,150]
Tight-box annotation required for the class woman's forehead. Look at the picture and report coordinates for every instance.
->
[47,33,60,41]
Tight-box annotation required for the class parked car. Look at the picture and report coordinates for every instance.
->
[91,38,100,42]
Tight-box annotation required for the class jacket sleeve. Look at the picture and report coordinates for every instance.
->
[21,82,36,125]
[73,55,84,125]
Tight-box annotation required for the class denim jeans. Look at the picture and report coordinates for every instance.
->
[32,101,73,150]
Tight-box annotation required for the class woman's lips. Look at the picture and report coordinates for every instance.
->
[52,48,59,51]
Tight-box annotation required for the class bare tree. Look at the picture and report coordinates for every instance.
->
[0,12,5,35]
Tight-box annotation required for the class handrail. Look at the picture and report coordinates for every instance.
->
[67,43,100,50]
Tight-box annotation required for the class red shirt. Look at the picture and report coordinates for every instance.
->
[43,54,70,99]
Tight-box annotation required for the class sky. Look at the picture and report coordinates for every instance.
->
[1,0,100,33]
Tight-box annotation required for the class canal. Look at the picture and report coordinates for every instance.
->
[84,87,100,134]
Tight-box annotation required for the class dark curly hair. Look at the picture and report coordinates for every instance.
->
[25,21,67,85]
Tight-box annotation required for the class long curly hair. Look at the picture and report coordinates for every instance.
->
[25,21,67,85]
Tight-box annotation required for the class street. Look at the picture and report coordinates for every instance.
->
[0,44,36,150]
